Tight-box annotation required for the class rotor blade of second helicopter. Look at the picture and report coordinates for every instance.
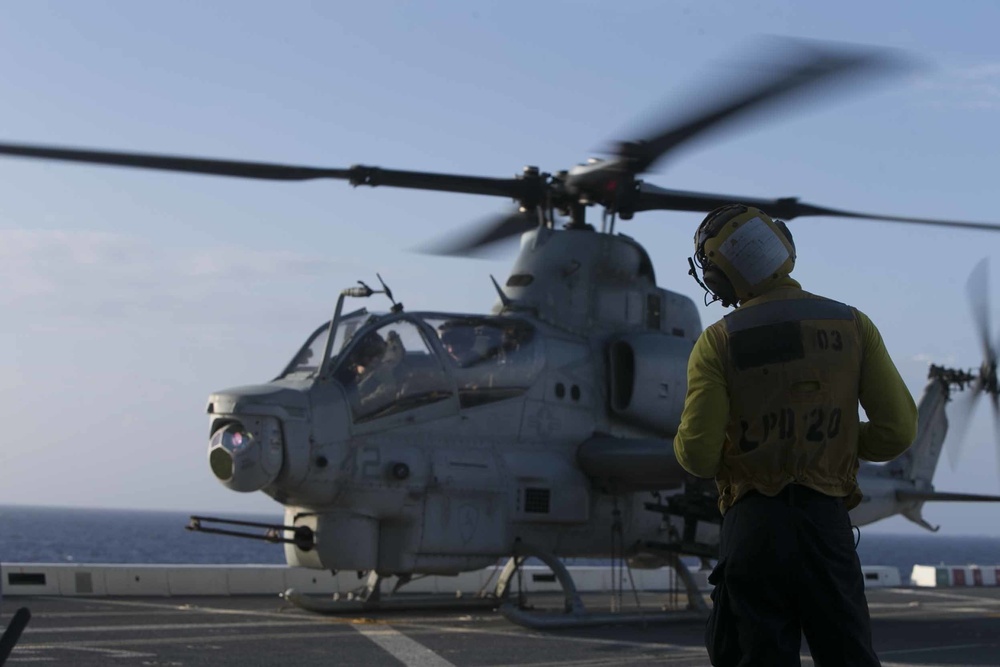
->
[0,142,531,199]
[993,396,1000,485]
[947,384,982,471]
[966,258,995,367]
[633,184,1000,233]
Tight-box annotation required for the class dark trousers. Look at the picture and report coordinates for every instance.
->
[708,485,881,667]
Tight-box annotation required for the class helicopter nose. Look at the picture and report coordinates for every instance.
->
[208,417,284,492]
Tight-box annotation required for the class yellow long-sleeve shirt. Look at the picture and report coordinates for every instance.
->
[674,282,917,483]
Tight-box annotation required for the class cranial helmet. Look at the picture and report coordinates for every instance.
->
[691,204,796,307]
[356,330,387,361]
[440,325,475,351]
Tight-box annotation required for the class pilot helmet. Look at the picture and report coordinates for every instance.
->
[692,204,796,307]
[440,325,475,351]
[356,330,387,360]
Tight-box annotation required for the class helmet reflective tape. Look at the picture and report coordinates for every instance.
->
[694,204,748,265]
[700,205,796,303]
[716,215,790,286]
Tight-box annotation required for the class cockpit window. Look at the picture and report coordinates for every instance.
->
[278,312,368,379]
[332,319,451,422]
[426,316,541,409]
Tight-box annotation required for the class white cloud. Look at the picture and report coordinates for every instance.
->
[0,228,376,356]
[912,352,956,365]
[956,63,1000,81]
[0,228,359,308]
[179,247,343,278]
[914,63,1000,110]
[0,229,131,297]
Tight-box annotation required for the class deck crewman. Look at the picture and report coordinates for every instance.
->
[675,204,918,666]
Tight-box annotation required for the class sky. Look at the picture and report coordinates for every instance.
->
[0,1,998,536]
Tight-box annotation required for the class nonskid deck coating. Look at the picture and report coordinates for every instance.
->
[4,587,1000,666]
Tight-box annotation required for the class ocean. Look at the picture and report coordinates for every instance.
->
[0,506,286,566]
[2,505,998,584]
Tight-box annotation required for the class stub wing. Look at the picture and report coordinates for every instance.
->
[896,490,1000,503]
[894,489,1000,533]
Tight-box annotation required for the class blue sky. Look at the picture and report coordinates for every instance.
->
[0,1,999,535]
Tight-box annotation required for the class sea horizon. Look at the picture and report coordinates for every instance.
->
[2,504,998,585]
[1,501,996,538]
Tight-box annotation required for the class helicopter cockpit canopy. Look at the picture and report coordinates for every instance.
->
[276,312,542,422]
[424,315,542,409]
[277,310,371,380]
[432,317,536,368]
[314,313,545,421]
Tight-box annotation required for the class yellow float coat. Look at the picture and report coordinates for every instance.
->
[674,278,917,513]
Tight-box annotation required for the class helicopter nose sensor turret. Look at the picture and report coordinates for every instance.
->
[208,416,284,492]
[206,381,313,494]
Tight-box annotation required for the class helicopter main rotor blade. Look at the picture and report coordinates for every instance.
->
[421,210,538,256]
[617,40,906,174]
[0,142,535,200]
[634,183,1000,232]
[0,142,352,180]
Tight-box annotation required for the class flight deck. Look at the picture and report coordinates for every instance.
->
[5,587,1000,666]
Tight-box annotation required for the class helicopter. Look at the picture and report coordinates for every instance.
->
[2,40,1000,627]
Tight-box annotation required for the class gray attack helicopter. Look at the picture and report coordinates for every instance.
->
[2,41,1000,627]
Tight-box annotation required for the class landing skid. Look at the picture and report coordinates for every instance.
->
[282,570,498,615]
[496,542,708,629]
[281,588,498,614]
[282,543,711,629]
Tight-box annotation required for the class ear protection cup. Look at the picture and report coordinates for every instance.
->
[702,264,738,307]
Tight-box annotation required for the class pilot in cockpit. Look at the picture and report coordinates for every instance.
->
[334,328,409,414]
[335,330,387,384]
[474,325,504,361]
[505,323,532,349]
[440,325,478,367]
